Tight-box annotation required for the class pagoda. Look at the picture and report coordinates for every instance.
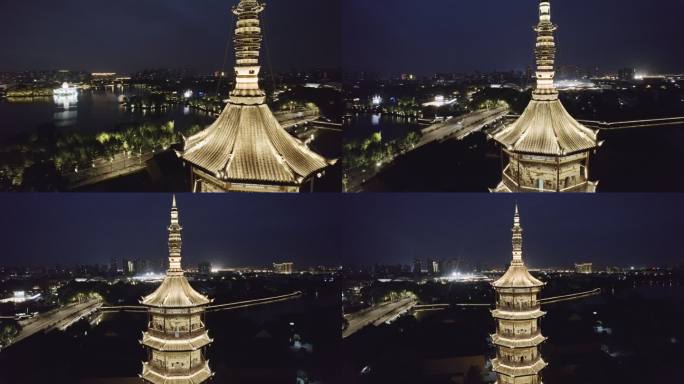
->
[140,196,214,383]
[179,0,333,193]
[491,0,601,193]
[491,205,547,384]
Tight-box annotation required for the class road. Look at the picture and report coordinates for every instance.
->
[416,107,509,148]
[9,300,103,347]
[343,298,417,339]
[345,107,508,192]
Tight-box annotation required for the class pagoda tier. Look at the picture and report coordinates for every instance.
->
[179,0,333,193]
[140,196,213,384]
[490,0,601,193]
[491,206,547,384]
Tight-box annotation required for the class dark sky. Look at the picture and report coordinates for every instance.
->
[0,194,341,268]
[340,194,684,269]
[0,0,341,73]
[343,0,684,76]
[1,194,682,269]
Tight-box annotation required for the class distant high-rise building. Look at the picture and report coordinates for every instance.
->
[491,205,547,383]
[491,0,601,193]
[413,259,422,274]
[140,196,213,383]
[430,260,440,274]
[273,262,294,274]
[125,259,135,275]
[198,262,212,276]
[179,0,333,193]
[618,68,636,81]
[109,257,118,274]
[575,262,593,274]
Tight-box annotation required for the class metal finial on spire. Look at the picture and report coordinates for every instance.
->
[172,194,177,208]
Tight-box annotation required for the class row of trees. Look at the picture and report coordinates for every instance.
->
[0,121,203,191]
[343,130,421,171]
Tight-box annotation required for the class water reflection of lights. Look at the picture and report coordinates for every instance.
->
[54,93,78,109]
[371,113,381,126]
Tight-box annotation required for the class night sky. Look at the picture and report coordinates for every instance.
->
[1,194,682,269]
[0,0,341,73]
[0,194,341,268]
[340,194,684,269]
[343,0,684,76]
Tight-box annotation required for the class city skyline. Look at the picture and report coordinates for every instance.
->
[340,194,684,268]
[0,0,341,73]
[0,194,341,268]
[343,0,684,75]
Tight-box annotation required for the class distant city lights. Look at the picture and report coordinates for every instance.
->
[371,95,383,105]
[437,271,490,283]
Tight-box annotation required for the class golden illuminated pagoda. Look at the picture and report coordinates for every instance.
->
[491,205,547,384]
[179,0,333,193]
[140,195,214,384]
[491,0,601,193]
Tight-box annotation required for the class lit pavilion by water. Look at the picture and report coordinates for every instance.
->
[140,196,213,383]
[490,0,601,193]
[491,205,547,384]
[179,0,333,193]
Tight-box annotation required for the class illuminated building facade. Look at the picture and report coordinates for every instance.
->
[575,262,592,274]
[491,206,547,384]
[140,196,213,383]
[491,0,600,193]
[180,0,332,193]
[273,262,294,274]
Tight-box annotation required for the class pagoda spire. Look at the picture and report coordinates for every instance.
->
[533,0,559,101]
[511,204,524,266]
[167,195,183,275]
[230,0,266,105]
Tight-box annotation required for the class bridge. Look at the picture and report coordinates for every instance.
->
[578,116,684,130]
[6,299,103,348]
[343,289,602,338]
[413,289,602,313]
[4,291,303,349]
[501,114,684,131]
[343,297,417,339]
[416,107,509,148]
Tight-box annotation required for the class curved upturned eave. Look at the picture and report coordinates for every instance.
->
[492,265,545,288]
[180,103,331,185]
[141,275,211,308]
[493,99,598,157]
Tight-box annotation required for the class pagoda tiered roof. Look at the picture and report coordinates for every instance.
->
[492,264,544,288]
[492,99,599,156]
[141,331,212,351]
[491,308,546,320]
[181,104,331,186]
[491,333,547,348]
[491,358,548,377]
[142,275,210,308]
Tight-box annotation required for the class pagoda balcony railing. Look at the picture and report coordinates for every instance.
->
[495,355,542,367]
[147,325,206,339]
[496,302,540,311]
[148,359,207,376]
[496,330,542,339]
